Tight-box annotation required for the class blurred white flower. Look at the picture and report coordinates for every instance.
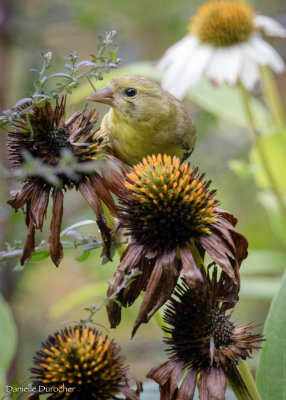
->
[157,0,286,99]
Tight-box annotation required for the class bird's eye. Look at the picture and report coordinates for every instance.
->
[124,88,137,97]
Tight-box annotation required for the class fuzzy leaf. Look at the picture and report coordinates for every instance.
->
[256,271,286,399]
[60,220,97,237]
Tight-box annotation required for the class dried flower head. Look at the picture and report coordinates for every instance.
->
[147,266,263,400]
[157,0,286,98]
[30,326,141,400]
[8,97,126,266]
[107,155,248,336]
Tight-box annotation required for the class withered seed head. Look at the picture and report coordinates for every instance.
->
[9,97,107,190]
[7,97,123,266]
[163,268,263,370]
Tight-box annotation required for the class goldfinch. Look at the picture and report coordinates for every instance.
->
[87,75,196,166]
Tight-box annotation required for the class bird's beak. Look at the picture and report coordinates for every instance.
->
[86,84,114,106]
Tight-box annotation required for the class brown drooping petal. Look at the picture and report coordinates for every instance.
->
[200,232,237,283]
[120,243,145,270]
[101,152,131,194]
[20,222,35,265]
[7,181,36,211]
[29,186,50,230]
[198,367,227,400]
[79,177,112,260]
[19,184,50,265]
[147,360,184,400]
[132,251,180,337]
[49,189,64,267]
[107,245,152,328]
[217,209,248,266]
[119,384,141,400]
[180,245,202,288]
[89,173,117,217]
[176,368,197,399]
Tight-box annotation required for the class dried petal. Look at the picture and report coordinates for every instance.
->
[49,189,64,267]
[176,368,197,399]
[180,246,202,288]
[132,250,179,337]
[147,361,184,400]
[198,367,226,400]
[80,177,112,260]
[20,222,35,265]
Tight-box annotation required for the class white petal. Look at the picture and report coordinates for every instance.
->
[205,46,243,86]
[160,39,200,97]
[254,15,286,38]
[164,45,213,98]
[239,55,260,90]
[156,35,198,70]
[249,36,285,73]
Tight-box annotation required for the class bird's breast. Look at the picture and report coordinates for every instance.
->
[104,109,184,166]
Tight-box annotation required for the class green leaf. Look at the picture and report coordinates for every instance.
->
[60,219,97,237]
[250,130,286,194]
[49,282,108,318]
[241,250,286,275]
[0,293,17,398]
[76,250,91,262]
[256,271,286,399]
[30,249,50,262]
[239,276,281,300]
[258,191,286,245]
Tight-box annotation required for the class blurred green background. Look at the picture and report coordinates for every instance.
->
[0,0,286,397]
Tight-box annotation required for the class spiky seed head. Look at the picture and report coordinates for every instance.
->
[119,154,218,252]
[31,326,129,400]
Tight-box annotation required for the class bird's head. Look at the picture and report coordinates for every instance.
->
[87,75,171,123]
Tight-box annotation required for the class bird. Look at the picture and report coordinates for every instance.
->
[87,75,196,166]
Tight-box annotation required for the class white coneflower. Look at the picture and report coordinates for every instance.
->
[157,0,286,99]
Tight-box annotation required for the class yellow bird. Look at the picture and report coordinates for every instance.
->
[87,75,196,166]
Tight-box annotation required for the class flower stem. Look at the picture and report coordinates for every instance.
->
[189,239,205,268]
[239,82,286,217]
[259,65,286,130]
[225,361,262,400]
[238,361,262,400]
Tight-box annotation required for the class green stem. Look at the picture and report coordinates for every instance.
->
[239,82,286,217]
[225,361,263,400]
[238,361,262,400]
[189,239,205,269]
[259,65,286,130]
